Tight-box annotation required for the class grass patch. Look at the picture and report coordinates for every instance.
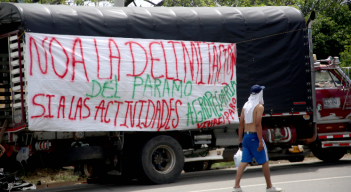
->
[211,161,235,168]
[18,168,80,184]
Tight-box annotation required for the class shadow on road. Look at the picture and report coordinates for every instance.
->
[35,159,351,192]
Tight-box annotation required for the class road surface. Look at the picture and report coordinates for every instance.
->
[36,159,351,192]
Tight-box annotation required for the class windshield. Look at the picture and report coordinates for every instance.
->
[315,70,341,88]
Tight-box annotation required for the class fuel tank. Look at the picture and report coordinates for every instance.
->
[262,124,297,145]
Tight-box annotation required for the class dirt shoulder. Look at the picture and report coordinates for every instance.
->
[211,153,351,169]
[269,153,351,165]
[20,167,86,188]
[22,153,351,188]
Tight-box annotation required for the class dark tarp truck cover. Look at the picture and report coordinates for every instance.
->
[0,3,312,115]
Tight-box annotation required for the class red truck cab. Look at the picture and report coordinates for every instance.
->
[312,56,351,161]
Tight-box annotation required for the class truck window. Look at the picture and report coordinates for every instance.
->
[315,70,338,88]
[329,71,342,87]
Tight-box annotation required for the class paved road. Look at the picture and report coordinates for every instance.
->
[37,159,351,192]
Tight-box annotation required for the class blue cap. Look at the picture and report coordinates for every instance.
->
[250,85,265,94]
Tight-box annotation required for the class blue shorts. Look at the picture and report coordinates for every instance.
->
[241,134,269,165]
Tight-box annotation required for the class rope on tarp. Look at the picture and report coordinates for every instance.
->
[235,28,307,44]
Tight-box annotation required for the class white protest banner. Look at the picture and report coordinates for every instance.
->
[26,33,238,131]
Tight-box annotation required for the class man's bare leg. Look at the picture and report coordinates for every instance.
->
[262,161,273,188]
[234,162,249,188]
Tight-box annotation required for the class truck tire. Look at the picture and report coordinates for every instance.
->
[83,163,107,178]
[183,162,204,172]
[83,163,94,177]
[312,148,346,162]
[138,135,184,184]
[288,156,305,162]
[204,161,213,170]
[249,158,259,166]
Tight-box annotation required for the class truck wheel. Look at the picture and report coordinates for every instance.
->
[312,148,346,162]
[138,135,184,184]
[204,161,213,170]
[249,158,259,166]
[288,156,305,162]
[81,161,109,179]
[83,163,94,177]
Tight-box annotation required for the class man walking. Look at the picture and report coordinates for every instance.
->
[233,85,282,192]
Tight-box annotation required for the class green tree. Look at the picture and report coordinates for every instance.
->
[340,35,351,67]
[162,0,215,7]
[295,0,342,17]
[162,0,301,8]
[312,4,351,60]
[75,0,84,5]
[0,0,67,4]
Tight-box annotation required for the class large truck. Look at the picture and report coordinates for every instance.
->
[0,3,348,184]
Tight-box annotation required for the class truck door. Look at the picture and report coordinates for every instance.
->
[341,68,351,110]
[315,69,351,122]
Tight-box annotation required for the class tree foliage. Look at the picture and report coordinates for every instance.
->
[341,36,351,67]
[75,0,84,5]
[162,0,213,7]
[0,0,66,4]
[312,2,351,63]
[162,0,297,7]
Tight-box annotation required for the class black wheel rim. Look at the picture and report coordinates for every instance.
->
[151,145,176,174]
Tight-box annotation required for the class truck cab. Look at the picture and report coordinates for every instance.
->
[312,56,351,161]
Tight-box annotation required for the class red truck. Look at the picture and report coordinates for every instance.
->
[310,56,351,161]
[0,3,349,185]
